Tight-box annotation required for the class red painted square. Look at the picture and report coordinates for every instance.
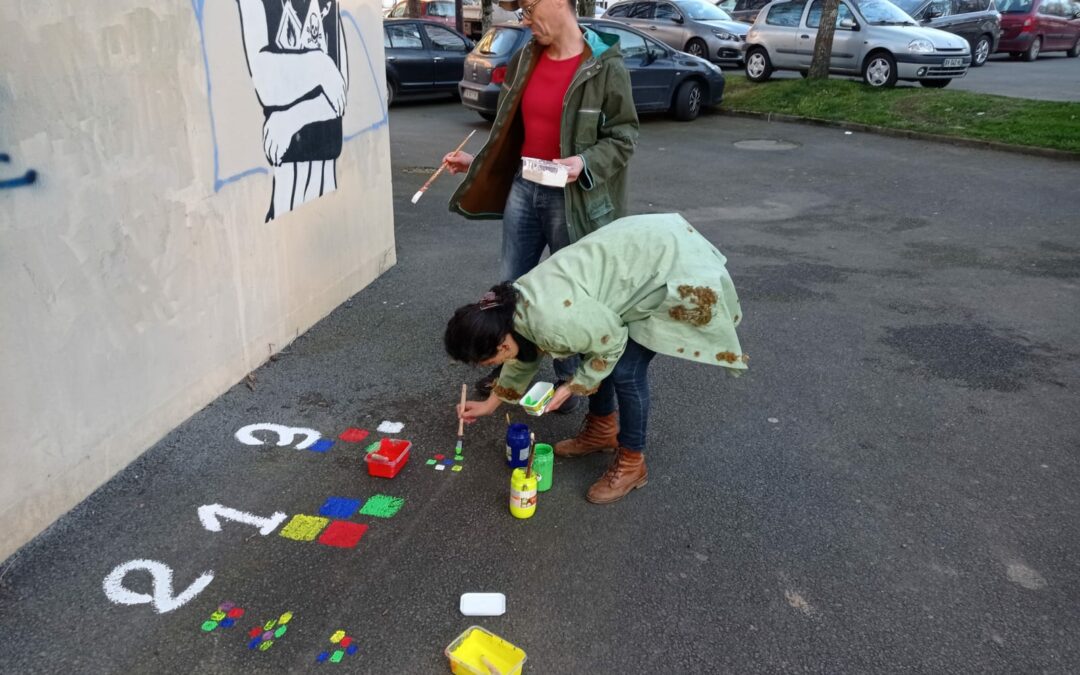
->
[317,520,368,549]
[248,626,262,638]
[228,607,245,619]
[434,454,445,460]
[340,636,353,648]
[339,427,370,443]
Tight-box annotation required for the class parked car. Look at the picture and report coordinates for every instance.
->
[387,0,518,37]
[891,0,1002,65]
[458,19,726,121]
[603,0,749,62]
[744,0,972,87]
[995,0,1080,60]
[726,0,775,22]
[384,19,475,105]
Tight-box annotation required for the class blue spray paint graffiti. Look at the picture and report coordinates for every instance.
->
[191,0,387,195]
[0,153,37,190]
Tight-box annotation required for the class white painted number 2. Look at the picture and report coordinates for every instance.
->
[235,422,321,450]
[102,559,214,614]
[198,504,287,535]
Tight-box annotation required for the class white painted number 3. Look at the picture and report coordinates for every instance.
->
[103,559,214,614]
[235,422,321,450]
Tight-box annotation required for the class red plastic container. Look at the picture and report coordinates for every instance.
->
[365,438,410,478]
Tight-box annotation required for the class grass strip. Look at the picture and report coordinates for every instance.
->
[721,75,1080,153]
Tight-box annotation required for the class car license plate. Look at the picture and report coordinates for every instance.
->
[463,89,479,101]
[943,58,962,67]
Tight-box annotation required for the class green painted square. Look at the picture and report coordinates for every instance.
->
[426,458,436,465]
[364,441,381,453]
[331,650,345,663]
[358,494,404,519]
[454,455,464,461]
[278,514,329,541]
[259,640,274,651]
[451,465,463,472]
[201,620,218,632]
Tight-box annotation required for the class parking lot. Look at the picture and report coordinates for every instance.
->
[2,98,1078,673]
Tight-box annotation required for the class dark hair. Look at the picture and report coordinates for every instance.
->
[444,282,519,364]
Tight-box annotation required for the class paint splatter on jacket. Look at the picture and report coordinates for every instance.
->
[448,28,639,243]
[493,213,747,402]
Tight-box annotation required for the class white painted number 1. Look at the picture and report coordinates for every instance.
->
[102,559,214,613]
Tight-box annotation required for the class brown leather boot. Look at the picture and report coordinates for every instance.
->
[586,447,648,504]
[554,412,619,458]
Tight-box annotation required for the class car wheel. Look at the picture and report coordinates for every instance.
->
[1023,36,1041,61]
[386,78,397,107]
[479,111,496,122]
[971,34,992,67]
[862,51,898,88]
[672,79,704,122]
[920,79,951,88]
[685,38,708,59]
[745,48,773,82]
[1067,37,1080,57]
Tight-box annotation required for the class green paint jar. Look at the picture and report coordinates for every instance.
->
[532,443,554,492]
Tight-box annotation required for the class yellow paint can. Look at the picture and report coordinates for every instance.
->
[509,468,537,519]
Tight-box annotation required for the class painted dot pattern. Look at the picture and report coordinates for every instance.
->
[358,494,404,519]
[201,601,244,632]
[247,611,292,651]
[316,630,359,664]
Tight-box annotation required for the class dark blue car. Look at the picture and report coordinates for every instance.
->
[458,18,726,122]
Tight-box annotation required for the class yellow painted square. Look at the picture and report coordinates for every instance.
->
[278,514,329,542]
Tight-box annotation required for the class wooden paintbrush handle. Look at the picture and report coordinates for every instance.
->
[458,383,467,436]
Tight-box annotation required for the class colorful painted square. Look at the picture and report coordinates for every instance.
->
[340,636,353,648]
[211,610,226,621]
[316,651,330,663]
[319,497,362,519]
[201,620,218,632]
[339,427,370,443]
[451,465,463,472]
[346,644,358,655]
[330,630,346,644]
[279,611,294,625]
[434,454,445,461]
[330,650,344,663]
[309,439,335,453]
[279,514,330,541]
[435,464,445,471]
[220,618,235,628]
[317,520,369,549]
[426,459,436,465]
[227,607,245,619]
[358,494,404,518]
[274,625,288,638]
[364,441,381,454]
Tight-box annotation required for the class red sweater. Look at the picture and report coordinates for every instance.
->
[520,51,581,161]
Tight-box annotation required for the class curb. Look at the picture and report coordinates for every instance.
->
[721,108,1080,162]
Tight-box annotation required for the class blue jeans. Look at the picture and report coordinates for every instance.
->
[588,339,657,452]
[502,173,576,381]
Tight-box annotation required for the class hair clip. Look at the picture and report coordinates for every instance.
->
[478,291,500,311]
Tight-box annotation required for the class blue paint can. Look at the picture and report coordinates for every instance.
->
[505,423,531,469]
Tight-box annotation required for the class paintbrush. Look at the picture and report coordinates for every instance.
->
[456,383,467,454]
[525,432,536,479]
[480,655,503,675]
[411,130,476,204]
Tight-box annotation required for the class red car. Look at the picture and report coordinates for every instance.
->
[996,0,1080,60]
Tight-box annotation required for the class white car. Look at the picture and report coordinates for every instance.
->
[744,0,972,87]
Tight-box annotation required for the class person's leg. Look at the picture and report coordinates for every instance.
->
[586,340,656,504]
[500,176,547,282]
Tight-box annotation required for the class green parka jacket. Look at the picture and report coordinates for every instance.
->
[491,213,748,403]
[449,28,639,243]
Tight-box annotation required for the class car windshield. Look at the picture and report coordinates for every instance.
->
[676,0,735,20]
[996,0,1033,11]
[476,27,521,55]
[855,0,918,23]
[889,0,923,13]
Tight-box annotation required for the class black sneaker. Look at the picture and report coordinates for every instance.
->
[551,380,581,414]
[475,366,501,396]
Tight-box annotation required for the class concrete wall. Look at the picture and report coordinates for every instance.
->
[0,0,393,560]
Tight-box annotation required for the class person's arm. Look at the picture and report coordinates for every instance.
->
[236,0,346,113]
[574,61,639,191]
[492,357,543,404]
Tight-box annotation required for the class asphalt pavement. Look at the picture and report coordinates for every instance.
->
[768,51,1080,101]
[1,101,1079,674]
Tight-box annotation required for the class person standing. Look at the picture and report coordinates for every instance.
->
[442,0,639,404]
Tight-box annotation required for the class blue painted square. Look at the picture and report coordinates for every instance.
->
[442,459,455,466]
[346,644,358,655]
[309,439,335,453]
[248,637,262,650]
[319,497,361,519]
[220,618,235,628]
[316,651,330,663]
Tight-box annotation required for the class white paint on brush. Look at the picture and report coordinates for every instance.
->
[235,423,321,449]
[377,421,404,433]
[103,559,214,613]
[411,190,423,204]
[198,504,287,535]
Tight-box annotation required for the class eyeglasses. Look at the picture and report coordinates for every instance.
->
[520,0,546,19]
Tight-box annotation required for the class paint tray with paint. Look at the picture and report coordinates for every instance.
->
[521,157,568,188]
[519,381,554,416]
[445,626,526,675]
[364,438,410,478]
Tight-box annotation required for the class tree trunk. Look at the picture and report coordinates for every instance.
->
[808,0,840,79]
[407,0,421,17]
[578,0,596,18]
[455,0,464,33]
[481,0,494,35]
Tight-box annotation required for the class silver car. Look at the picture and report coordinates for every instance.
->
[744,0,972,87]
[604,0,749,62]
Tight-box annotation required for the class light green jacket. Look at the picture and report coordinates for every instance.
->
[492,213,747,403]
